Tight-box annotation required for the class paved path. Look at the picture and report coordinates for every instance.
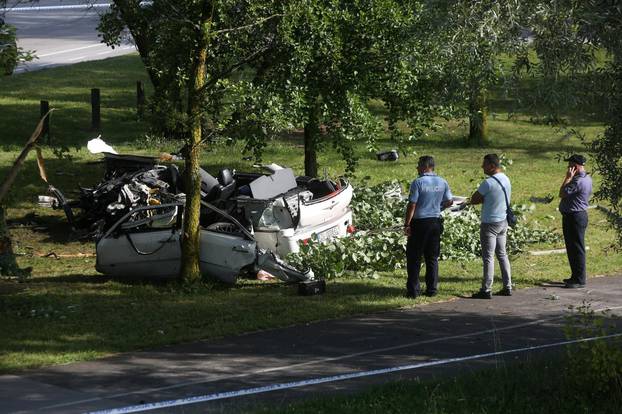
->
[3,1,135,73]
[2,275,622,413]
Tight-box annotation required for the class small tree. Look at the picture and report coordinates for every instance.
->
[248,0,425,177]
[526,1,622,245]
[1,1,35,75]
[100,1,287,282]
[434,0,525,146]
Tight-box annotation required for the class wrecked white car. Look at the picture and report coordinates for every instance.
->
[45,149,353,286]
[96,201,314,284]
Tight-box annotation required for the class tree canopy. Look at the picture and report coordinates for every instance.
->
[528,1,622,246]
[97,0,622,273]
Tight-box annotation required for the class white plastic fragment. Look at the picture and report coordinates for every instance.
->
[87,136,118,154]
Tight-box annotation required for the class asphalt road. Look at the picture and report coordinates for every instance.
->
[2,274,622,414]
[3,0,136,73]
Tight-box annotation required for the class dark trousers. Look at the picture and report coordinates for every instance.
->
[406,217,442,296]
[562,211,588,284]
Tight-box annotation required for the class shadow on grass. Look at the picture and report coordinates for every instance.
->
[8,213,90,245]
[488,73,609,126]
[28,274,110,284]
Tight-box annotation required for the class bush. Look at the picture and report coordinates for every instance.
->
[564,302,622,400]
[0,20,18,76]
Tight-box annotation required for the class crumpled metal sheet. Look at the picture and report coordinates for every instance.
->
[69,163,185,239]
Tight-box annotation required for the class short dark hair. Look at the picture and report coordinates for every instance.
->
[483,153,500,168]
[418,155,435,169]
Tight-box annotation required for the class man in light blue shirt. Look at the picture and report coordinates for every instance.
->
[469,154,512,299]
[403,155,453,298]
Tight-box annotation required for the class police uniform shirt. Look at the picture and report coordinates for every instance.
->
[408,172,453,219]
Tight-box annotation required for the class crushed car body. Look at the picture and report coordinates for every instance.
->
[43,140,354,285]
[203,163,354,257]
[95,201,314,284]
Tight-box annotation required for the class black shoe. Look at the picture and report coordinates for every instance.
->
[563,277,577,284]
[565,282,586,289]
[497,287,512,296]
[471,290,492,299]
[424,291,437,297]
[405,292,418,299]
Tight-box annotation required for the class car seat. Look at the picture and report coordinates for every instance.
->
[218,168,236,201]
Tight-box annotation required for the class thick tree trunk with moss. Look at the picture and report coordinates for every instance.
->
[304,98,320,178]
[180,8,211,284]
[467,85,489,147]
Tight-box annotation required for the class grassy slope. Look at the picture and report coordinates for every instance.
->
[0,55,620,373]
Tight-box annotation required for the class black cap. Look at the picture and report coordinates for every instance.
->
[564,154,586,165]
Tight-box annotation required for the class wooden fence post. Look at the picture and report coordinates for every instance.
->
[136,81,145,119]
[91,88,101,131]
[40,100,50,144]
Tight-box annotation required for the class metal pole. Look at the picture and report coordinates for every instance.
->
[136,81,145,119]
[91,88,101,131]
[40,100,50,144]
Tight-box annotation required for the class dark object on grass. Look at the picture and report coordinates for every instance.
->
[298,279,326,296]
[529,194,554,204]
[376,150,399,161]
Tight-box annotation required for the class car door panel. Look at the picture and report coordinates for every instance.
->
[96,229,181,278]
[199,230,256,284]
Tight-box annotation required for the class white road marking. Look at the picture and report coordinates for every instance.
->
[69,55,87,62]
[38,44,105,58]
[4,4,111,12]
[41,304,622,411]
[88,332,622,414]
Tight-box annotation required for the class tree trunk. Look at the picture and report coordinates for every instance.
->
[180,4,211,284]
[0,206,30,278]
[113,0,161,92]
[0,206,16,274]
[467,85,489,146]
[304,98,320,177]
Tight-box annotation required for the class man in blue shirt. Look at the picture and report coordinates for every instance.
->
[558,154,593,288]
[469,154,512,299]
[403,156,453,298]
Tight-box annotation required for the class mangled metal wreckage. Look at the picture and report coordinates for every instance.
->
[46,147,353,286]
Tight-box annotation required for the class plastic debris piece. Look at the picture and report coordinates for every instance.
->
[87,136,118,154]
[257,270,277,281]
[376,149,399,161]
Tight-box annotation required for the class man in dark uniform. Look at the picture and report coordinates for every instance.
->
[558,154,593,288]
[403,156,453,298]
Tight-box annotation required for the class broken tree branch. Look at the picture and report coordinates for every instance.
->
[0,109,55,204]
[211,13,284,35]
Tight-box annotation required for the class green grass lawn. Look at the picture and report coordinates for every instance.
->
[0,55,621,373]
